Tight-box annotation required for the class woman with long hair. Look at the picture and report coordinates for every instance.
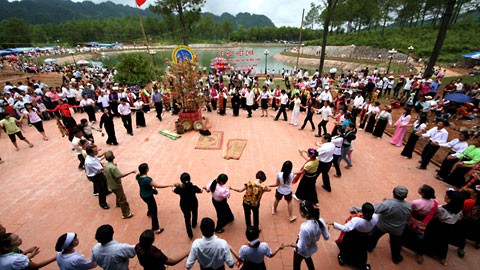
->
[364,101,380,133]
[270,160,297,222]
[79,95,96,123]
[287,200,330,270]
[204,173,234,233]
[401,184,438,264]
[372,105,392,139]
[400,115,428,159]
[55,233,96,270]
[136,163,172,234]
[22,103,48,141]
[133,98,146,128]
[173,172,203,239]
[293,148,320,205]
[135,230,188,270]
[422,190,464,266]
[390,108,412,146]
[299,96,316,131]
[332,202,377,270]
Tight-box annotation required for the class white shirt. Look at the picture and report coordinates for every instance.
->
[245,91,255,106]
[85,155,103,177]
[439,139,469,156]
[91,241,136,270]
[279,93,289,105]
[23,108,42,123]
[318,91,332,102]
[100,95,110,107]
[377,111,393,125]
[296,219,329,258]
[404,78,414,90]
[318,106,332,121]
[0,252,29,270]
[275,172,294,195]
[317,142,335,163]
[333,215,379,233]
[80,98,95,107]
[331,135,343,156]
[353,95,364,108]
[239,242,272,264]
[186,236,235,269]
[56,251,97,270]
[117,103,131,115]
[422,127,449,144]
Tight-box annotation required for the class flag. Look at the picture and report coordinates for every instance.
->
[136,0,147,7]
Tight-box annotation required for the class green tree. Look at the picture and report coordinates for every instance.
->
[318,0,342,73]
[0,17,31,48]
[305,3,320,29]
[115,53,154,86]
[424,0,457,78]
[150,0,206,45]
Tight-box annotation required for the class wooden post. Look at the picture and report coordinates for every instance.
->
[296,9,305,70]
[138,11,158,81]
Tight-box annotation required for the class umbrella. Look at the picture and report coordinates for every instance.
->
[76,60,89,65]
[43,58,57,63]
[444,93,473,103]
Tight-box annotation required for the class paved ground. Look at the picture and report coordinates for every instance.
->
[0,107,478,270]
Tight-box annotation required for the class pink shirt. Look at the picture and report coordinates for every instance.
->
[411,198,436,216]
[205,180,230,201]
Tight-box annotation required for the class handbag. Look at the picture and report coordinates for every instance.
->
[409,200,438,239]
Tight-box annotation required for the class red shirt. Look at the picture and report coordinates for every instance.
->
[49,104,78,118]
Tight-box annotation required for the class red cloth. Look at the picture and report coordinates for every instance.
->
[49,104,78,118]
[136,0,147,7]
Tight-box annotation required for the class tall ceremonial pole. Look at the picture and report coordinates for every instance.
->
[136,0,158,81]
[296,9,305,71]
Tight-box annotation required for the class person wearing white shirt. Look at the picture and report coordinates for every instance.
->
[287,200,329,270]
[315,101,333,137]
[417,120,449,170]
[290,93,301,126]
[186,218,235,270]
[372,105,393,139]
[243,88,255,118]
[351,92,364,124]
[274,90,289,121]
[318,88,332,103]
[62,85,76,106]
[91,225,136,270]
[117,99,133,135]
[403,75,414,97]
[436,131,471,181]
[331,132,344,177]
[331,203,378,270]
[85,145,110,209]
[315,134,335,192]
[3,81,13,94]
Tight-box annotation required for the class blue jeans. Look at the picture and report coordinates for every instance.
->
[340,146,352,166]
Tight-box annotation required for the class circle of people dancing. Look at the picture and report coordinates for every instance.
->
[1,64,480,269]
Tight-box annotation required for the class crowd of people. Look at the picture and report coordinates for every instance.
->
[1,61,480,270]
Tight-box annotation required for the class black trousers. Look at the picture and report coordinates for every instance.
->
[301,114,315,130]
[367,226,403,262]
[246,105,253,117]
[437,155,458,179]
[105,126,118,144]
[120,114,133,135]
[212,198,234,230]
[243,203,260,230]
[274,104,288,120]
[293,251,315,270]
[142,195,160,230]
[181,204,198,239]
[319,160,333,191]
[232,103,240,116]
[89,173,108,207]
[351,108,360,125]
[77,154,85,169]
[154,102,163,121]
[332,154,342,176]
[317,120,328,136]
[420,141,440,169]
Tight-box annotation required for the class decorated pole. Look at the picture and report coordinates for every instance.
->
[136,0,157,81]
[296,9,305,70]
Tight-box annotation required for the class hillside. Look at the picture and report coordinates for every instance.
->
[0,0,275,28]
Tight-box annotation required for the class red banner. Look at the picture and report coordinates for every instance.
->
[136,0,147,7]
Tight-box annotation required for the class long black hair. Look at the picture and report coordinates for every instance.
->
[210,173,228,193]
[300,200,325,231]
[443,190,464,214]
[281,161,293,185]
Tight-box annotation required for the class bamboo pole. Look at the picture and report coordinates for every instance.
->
[138,11,158,81]
[296,9,305,70]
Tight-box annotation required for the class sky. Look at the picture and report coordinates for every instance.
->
[66,0,314,27]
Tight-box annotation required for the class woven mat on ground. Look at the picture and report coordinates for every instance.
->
[159,129,181,140]
[195,131,224,150]
[223,139,247,160]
